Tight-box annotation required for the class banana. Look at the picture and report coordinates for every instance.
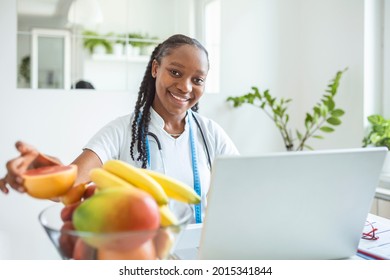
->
[102,160,169,205]
[141,169,201,204]
[89,168,136,190]
[159,205,179,227]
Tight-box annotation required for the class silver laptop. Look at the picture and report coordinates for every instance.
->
[174,147,387,260]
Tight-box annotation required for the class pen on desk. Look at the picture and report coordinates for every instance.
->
[357,249,386,260]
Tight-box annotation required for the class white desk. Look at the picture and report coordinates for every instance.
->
[173,214,390,260]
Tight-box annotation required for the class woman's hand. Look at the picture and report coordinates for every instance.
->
[0,141,61,194]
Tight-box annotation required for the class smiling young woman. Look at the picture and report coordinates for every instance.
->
[151,44,208,138]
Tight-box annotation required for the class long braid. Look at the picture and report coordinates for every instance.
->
[130,44,161,168]
[130,34,209,168]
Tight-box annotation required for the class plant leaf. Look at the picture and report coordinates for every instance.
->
[320,126,334,133]
[367,115,384,125]
[327,117,341,126]
[331,109,345,117]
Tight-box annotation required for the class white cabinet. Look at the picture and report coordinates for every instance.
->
[371,187,390,219]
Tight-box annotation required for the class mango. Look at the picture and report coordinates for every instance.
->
[72,187,160,250]
[97,239,157,260]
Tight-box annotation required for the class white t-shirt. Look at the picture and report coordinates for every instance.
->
[84,108,239,221]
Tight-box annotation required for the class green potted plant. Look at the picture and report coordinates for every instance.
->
[363,115,390,149]
[227,68,348,151]
[18,55,31,87]
[139,34,159,56]
[363,114,390,175]
[114,33,126,46]
[82,30,113,55]
[112,33,127,56]
[126,33,143,56]
[126,33,159,56]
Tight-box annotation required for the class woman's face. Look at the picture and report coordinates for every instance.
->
[151,44,209,119]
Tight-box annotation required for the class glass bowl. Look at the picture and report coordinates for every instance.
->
[39,202,193,260]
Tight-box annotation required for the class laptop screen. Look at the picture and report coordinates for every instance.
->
[197,148,387,259]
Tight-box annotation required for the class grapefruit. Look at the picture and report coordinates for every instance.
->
[22,164,77,199]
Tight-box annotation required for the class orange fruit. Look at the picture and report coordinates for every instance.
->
[60,182,87,205]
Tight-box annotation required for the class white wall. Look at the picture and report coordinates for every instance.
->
[0,0,364,259]
[204,0,364,155]
[1,0,138,259]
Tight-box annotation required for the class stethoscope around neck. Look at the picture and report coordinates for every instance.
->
[145,112,212,171]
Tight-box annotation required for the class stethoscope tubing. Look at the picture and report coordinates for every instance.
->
[145,112,208,223]
[146,113,212,170]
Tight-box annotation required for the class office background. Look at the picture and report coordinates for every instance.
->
[0,0,388,259]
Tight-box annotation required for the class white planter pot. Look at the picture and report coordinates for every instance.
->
[126,45,141,56]
[113,43,124,56]
[132,46,141,56]
[93,45,106,55]
[382,151,390,176]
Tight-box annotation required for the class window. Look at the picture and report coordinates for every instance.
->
[364,0,389,119]
[383,1,390,116]
[203,0,221,93]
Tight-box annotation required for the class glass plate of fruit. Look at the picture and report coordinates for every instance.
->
[39,197,193,260]
[36,160,200,260]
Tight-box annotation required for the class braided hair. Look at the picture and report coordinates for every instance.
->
[130,34,209,168]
